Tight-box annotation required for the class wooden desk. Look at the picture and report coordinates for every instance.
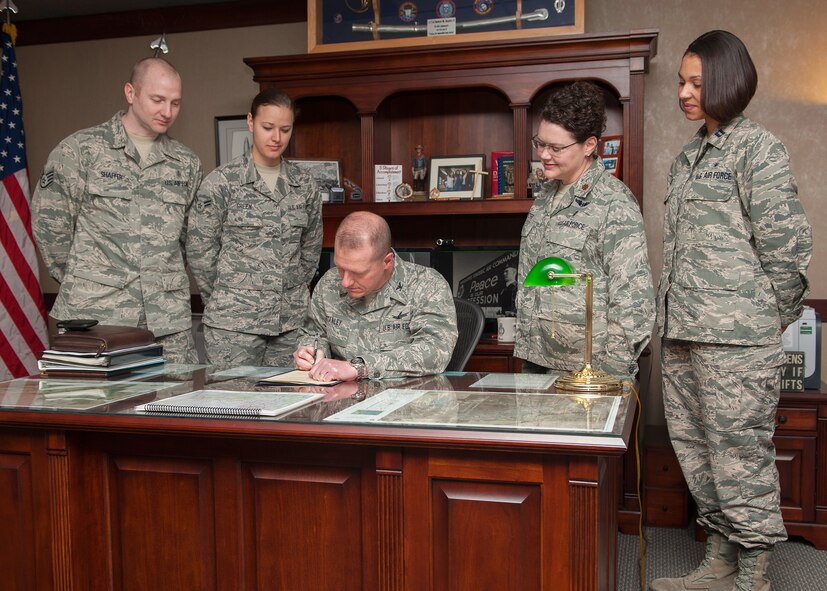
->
[0,369,635,591]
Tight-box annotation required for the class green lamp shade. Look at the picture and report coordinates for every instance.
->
[523,256,578,287]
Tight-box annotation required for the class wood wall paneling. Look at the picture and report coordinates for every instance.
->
[775,435,816,523]
[0,447,38,590]
[108,455,217,590]
[241,462,366,591]
[0,429,54,591]
[431,479,542,591]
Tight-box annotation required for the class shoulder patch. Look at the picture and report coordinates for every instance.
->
[39,169,55,189]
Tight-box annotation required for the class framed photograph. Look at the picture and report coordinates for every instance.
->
[599,135,622,178]
[428,155,485,200]
[308,0,585,54]
[288,158,341,202]
[214,115,252,166]
[528,160,545,194]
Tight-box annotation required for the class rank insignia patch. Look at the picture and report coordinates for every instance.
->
[39,170,54,188]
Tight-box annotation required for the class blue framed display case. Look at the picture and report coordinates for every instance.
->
[308,0,584,53]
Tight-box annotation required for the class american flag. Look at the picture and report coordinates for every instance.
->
[0,28,48,380]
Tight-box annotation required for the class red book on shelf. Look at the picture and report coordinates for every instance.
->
[490,151,513,196]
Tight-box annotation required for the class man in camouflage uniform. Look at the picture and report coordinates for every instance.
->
[293,211,457,381]
[32,58,202,363]
[186,89,322,367]
[514,157,655,379]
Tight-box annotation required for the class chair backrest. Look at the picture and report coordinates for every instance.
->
[446,297,485,372]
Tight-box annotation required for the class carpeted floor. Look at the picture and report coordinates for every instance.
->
[617,527,827,590]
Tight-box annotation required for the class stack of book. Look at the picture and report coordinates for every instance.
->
[38,343,165,379]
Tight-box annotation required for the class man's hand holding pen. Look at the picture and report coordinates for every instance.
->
[292,337,359,382]
[293,336,323,371]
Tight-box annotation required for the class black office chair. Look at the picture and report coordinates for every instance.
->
[446,298,485,372]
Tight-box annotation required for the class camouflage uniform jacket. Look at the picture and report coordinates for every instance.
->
[186,154,322,335]
[299,254,458,379]
[657,116,812,344]
[32,113,202,336]
[514,159,655,377]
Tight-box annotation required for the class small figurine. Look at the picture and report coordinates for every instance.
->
[411,144,427,193]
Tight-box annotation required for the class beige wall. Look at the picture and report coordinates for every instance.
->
[17,2,826,421]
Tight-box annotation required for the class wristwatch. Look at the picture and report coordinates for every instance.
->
[350,357,368,380]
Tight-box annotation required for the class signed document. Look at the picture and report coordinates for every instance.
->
[256,369,342,387]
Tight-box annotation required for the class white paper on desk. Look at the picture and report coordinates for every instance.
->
[325,388,426,422]
[326,388,622,433]
[374,164,403,202]
[469,373,558,390]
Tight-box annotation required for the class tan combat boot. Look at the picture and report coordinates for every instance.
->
[649,533,738,590]
[733,547,772,591]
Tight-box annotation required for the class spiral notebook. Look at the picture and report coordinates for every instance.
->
[135,389,324,417]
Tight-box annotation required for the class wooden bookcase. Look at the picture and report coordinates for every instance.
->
[245,30,659,248]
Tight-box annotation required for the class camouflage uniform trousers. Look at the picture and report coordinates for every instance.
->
[204,325,299,368]
[661,338,787,548]
[154,329,198,364]
[135,308,196,364]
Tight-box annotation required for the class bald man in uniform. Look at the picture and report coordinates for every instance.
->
[33,57,203,362]
[294,211,457,382]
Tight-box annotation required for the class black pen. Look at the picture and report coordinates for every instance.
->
[312,336,319,363]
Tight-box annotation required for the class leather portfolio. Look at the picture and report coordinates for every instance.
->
[51,325,156,356]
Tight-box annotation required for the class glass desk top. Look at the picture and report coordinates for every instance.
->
[0,364,636,444]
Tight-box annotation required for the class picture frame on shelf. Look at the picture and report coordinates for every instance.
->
[528,160,545,195]
[599,135,622,178]
[288,158,341,203]
[214,115,252,166]
[428,155,485,200]
[308,0,585,54]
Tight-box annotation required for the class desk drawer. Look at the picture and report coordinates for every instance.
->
[775,407,817,432]
[645,488,689,528]
[645,447,685,488]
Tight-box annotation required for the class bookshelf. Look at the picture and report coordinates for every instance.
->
[245,29,659,247]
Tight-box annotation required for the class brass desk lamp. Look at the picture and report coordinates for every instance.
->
[524,257,622,394]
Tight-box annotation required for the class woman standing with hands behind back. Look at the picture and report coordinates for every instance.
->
[653,31,811,591]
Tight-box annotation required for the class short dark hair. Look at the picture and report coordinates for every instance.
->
[685,30,757,125]
[250,87,297,118]
[540,80,606,143]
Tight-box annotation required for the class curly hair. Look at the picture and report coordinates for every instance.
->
[540,80,606,143]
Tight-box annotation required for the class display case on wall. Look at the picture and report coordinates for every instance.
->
[307,0,585,53]
[245,29,658,248]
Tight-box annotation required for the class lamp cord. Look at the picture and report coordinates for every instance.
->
[623,380,647,591]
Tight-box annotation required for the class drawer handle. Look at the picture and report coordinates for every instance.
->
[662,465,670,472]
[777,415,787,425]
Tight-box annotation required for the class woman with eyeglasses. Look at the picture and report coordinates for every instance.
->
[652,31,812,591]
[514,80,654,379]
